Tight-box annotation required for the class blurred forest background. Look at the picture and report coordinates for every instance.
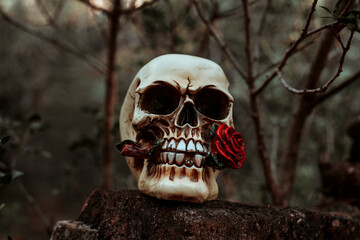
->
[0,0,359,239]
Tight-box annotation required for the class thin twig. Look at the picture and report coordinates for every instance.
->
[76,0,110,15]
[254,40,314,80]
[242,0,253,81]
[213,5,243,19]
[89,8,108,46]
[53,0,65,22]
[253,21,339,94]
[0,8,105,74]
[301,0,318,36]
[277,30,354,95]
[241,0,284,206]
[35,0,107,69]
[253,0,271,74]
[306,21,338,37]
[120,0,159,14]
[0,7,106,74]
[251,0,342,95]
[192,0,247,80]
[17,180,52,236]
[315,70,360,105]
[36,0,56,26]
[257,0,272,36]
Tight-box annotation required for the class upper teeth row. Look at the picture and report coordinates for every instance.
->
[161,138,208,154]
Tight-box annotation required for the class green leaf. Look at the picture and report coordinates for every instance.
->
[344,10,360,17]
[0,203,5,211]
[319,6,333,15]
[339,15,358,22]
[209,124,219,140]
[205,153,225,170]
[334,0,344,15]
[11,170,24,180]
[148,138,163,157]
[0,170,24,186]
[0,136,10,146]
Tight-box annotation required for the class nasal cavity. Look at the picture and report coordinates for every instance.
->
[177,102,198,127]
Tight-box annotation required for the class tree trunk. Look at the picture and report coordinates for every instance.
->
[279,30,335,200]
[102,0,121,190]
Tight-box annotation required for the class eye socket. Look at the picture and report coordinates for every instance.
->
[140,84,180,115]
[194,88,231,120]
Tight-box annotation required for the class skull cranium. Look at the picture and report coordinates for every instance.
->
[120,54,234,203]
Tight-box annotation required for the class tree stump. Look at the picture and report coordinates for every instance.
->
[50,189,360,239]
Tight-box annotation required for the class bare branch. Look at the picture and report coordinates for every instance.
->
[254,40,315,80]
[17,181,52,236]
[0,7,106,74]
[36,0,107,67]
[306,21,338,37]
[301,0,318,37]
[76,0,110,15]
[242,0,253,82]
[277,30,354,95]
[241,0,284,206]
[192,0,247,80]
[36,0,56,26]
[89,8,109,46]
[315,70,360,105]
[121,0,159,15]
[53,0,65,22]
[257,0,272,36]
[213,5,242,19]
[253,0,272,74]
[251,1,343,95]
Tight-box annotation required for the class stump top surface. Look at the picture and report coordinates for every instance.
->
[52,189,360,240]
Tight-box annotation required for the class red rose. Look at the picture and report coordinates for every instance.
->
[210,124,245,169]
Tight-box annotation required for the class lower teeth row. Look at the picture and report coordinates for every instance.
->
[159,152,204,168]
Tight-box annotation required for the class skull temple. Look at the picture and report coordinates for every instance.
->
[120,54,234,203]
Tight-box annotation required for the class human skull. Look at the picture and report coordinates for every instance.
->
[120,54,234,203]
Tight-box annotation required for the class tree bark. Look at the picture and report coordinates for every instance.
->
[102,0,121,190]
[279,29,335,200]
[50,189,360,239]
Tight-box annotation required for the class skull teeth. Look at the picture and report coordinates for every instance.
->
[167,152,175,165]
[161,138,207,154]
[195,142,203,152]
[158,138,208,168]
[175,153,185,166]
[177,139,186,151]
[159,152,205,168]
[187,140,196,152]
[194,154,202,168]
[168,139,176,150]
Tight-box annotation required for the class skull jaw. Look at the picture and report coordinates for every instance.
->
[138,161,218,203]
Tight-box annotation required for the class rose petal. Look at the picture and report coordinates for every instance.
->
[224,126,235,139]
[231,132,243,149]
[230,136,241,151]
[216,124,227,138]
[210,123,246,169]
[211,135,220,155]
[214,141,236,167]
